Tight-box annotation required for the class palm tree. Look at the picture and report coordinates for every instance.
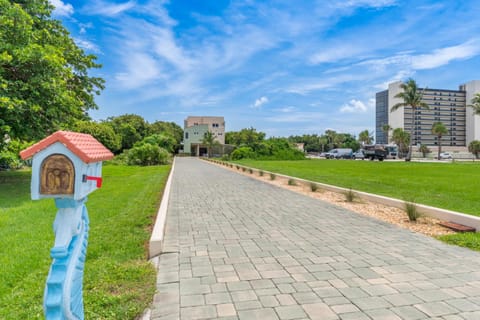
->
[358,129,373,146]
[469,93,480,115]
[392,128,410,158]
[202,131,219,158]
[418,144,430,158]
[381,124,392,144]
[431,122,448,160]
[468,140,480,159]
[390,79,429,161]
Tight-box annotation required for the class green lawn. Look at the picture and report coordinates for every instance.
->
[233,159,480,216]
[0,165,170,319]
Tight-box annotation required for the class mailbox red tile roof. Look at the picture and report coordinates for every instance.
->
[20,131,114,163]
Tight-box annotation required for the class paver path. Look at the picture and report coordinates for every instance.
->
[150,157,480,320]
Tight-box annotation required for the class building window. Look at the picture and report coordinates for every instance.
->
[185,132,189,139]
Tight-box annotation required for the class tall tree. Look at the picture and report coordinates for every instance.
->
[468,140,480,159]
[106,114,149,150]
[469,93,480,115]
[358,130,373,145]
[392,128,410,158]
[431,122,448,160]
[382,124,392,144]
[390,79,429,161]
[0,0,104,141]
[150,121,183,145]
[202,131,219,158]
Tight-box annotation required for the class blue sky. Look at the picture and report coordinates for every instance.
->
[51,0,480,137]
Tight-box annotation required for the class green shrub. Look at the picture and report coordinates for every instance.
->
[0,139,31,170]
[344,189,356,202]
[248,168,253,174]
[310,183,318,192]
[242,167,246,172]
[288,178,297,186]
[270,173,276,180]
[231,147,256,160]
[405,200,421,222]
[259,170,264,176]
[236,165,240,170]
[126,144,171,166]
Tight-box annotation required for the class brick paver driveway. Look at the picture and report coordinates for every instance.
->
[150,157,480,320]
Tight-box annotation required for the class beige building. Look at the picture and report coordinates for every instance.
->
[376,80,480,149]
[183,116,225,156]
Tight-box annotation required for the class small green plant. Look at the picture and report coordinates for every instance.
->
[249,168,253,174]
[310,183,318,192]
[288,178,297,186]
[438,232,480,251]
[344,188,356,202]
[270,173,276,180]
[236,165,240,170]
[242,167,246,172]
[259,170,264,176]
[405,200,421,222]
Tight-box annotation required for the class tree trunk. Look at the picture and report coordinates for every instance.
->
[437,137,442,160]
[407,107,415,161]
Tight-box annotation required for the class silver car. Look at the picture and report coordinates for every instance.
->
[352,150,365,160]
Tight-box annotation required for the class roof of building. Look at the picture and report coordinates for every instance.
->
[20,130,114,163]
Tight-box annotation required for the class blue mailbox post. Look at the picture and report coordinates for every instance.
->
[20,131,113,320]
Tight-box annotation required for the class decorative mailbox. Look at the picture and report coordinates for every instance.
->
[20,131,113,320]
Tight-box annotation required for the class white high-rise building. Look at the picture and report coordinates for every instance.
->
[376,80,480,148]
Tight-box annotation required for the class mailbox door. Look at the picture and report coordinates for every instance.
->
[40,154,75,195]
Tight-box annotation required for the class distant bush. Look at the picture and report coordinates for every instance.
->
[231,147,256,160]
[126,144,171,166]
[310,183,318,192]
[228,137,305,161]
[135,134,176,153]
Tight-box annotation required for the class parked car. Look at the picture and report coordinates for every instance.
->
[325,148,353,159]
[439,152,453,160]
[352,150,365,160]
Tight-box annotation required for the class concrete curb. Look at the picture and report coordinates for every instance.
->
[207,160,480,232]
[149,157,176,258]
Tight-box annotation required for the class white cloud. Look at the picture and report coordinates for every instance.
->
[74,38,101,53]
[266,111,326,123]
[152,27,193,71]
[276,106,296,113]
[114,53,162,88]
[310,45,366,64]
[50,0,74,17]
[360,39,480,73]
[86,0,136,16]
[286,73,364,95]
[340,99,368,113]
[411,40,480,69]
[253,96,269,108]
[333,0,397,9]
